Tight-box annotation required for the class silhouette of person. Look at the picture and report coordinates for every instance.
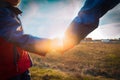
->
[0,0,58,79]
[63,0,120,50]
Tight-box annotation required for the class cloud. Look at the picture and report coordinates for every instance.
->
[21,0,84,38]
[99,23,120,38]
[87,22,120,39]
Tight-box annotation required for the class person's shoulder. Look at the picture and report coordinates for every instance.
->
[0,8,12,17]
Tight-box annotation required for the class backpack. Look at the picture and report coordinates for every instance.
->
[0,37,31,79]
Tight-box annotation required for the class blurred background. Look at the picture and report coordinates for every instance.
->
[20,0,120,40]
[18,1,120,80]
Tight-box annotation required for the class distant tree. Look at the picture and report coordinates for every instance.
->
[84,38,92,41]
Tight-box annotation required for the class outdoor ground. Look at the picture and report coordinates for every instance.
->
[29,42,120,80]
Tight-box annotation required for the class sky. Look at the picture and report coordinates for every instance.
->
[20,0,120,40]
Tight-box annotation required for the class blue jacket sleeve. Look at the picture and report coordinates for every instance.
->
[64,0,120,49]
[0,8,51,56]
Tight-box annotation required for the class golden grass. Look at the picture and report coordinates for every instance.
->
[30,42,120,80]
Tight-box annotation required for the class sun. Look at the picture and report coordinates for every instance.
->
[50,33,65,49]
[57,33,65,40]
[55,33,64,45]
[51,32,64,40]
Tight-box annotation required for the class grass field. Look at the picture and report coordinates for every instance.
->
[29,42,120,80]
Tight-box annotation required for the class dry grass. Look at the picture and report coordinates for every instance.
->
[30,42,120,80]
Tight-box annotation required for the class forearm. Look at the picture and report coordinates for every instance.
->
[0,27,51,56]
[64,16,99,49]
[22,36,52,56]
[10,34,51,56]
[80,0,120,19]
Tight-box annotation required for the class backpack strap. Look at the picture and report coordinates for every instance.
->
[13,46,20,72]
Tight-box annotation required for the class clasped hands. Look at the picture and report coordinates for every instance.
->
[50,32,79,53]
